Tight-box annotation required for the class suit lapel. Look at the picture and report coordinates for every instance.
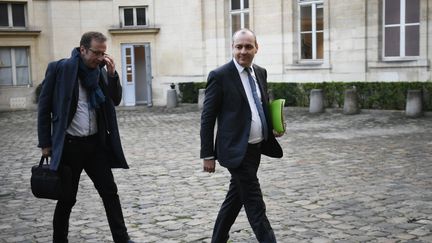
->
[228,61,249,103]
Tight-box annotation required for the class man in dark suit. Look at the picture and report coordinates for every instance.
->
[200,28,284,243]
[38,31,134,243]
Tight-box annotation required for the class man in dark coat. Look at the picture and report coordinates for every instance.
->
[38,31,134,243]
[200,28,284,243]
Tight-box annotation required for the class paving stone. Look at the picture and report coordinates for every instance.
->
[0,106,431,242]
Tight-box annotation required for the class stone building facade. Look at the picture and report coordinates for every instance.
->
[0,0,430,110]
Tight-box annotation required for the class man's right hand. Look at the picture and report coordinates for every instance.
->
[41,147,52,157]
[203,159,216,173]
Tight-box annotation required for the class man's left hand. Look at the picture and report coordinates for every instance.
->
[104,55,116,76]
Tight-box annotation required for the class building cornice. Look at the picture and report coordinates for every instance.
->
[108,27,160,35]
[0,29,41,37]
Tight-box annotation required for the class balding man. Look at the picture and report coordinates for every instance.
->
[200,28,284,243]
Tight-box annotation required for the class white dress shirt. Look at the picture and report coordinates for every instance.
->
[66,79,98,137]
[233,58,263,144]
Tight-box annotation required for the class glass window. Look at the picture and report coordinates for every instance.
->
[405,25,419,56]
[0,3,26,27]
[0,3,9,26]
[405,0,420,24]
[0,48,12,85]
[121,6,147,27]
[300,6,312,31]
[385,0,400,25]
[316,6,323,31]
[232,14,241,33]
[385,27,400,56]
[244,0,249,9]
[0,47,12,66]
[12,4,25,27]
[299,1,324,60]
[124,8,133,26]
[231,0,241,10]
[301,33,312,59]
[136,8,146,25]
[244,12,250,29]
[0,47,30,86]
[383,0,420,58]
[230,0,249,36]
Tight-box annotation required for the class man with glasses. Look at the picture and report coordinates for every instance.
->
[38,31,134,243]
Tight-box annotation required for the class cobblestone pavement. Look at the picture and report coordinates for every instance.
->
[0,105,431,243]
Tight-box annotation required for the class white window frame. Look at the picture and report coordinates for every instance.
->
[0,47,31,86]
[120,6,148,28]
[0,3,27,28]
[298,0,324,61]
[383,0,420,60]
[230,0,249,36]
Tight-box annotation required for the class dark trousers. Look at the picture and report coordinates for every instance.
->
[212,143,276,243]
[53,134,129,243]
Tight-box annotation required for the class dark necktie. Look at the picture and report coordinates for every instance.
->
[245,67,268,140]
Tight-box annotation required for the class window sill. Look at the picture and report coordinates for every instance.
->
[0,28,41,36]
[368,58,429,69]
[382,56,421,62]
[0,85,32,88]
[108,27,160,35]
[286,61,332,70]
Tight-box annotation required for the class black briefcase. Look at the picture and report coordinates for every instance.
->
[30,156,62,200]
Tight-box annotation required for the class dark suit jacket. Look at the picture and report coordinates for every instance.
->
[38,48,128,171]
[200,60,283,168]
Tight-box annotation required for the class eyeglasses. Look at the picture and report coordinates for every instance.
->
[88,48,107,57]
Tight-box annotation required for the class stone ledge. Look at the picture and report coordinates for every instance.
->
[0,29,41,37]
[108,27,160,35]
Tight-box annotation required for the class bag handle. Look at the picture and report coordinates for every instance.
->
[39,156,49,167]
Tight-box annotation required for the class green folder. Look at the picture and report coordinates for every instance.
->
[269,99,286,133]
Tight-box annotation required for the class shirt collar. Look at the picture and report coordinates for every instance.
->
[233,58,254,75]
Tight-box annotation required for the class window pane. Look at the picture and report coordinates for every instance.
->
[124,9,133,26]
[0,68,12,85]
[136,8,146,25]
[405,25,419,56]
[16,67,29,85]
[316,5,323,31]
[301,5,312,32]
[385,26,400,56]
[0,3,8,26]
[244,13,249,29]
[385,0,400,25]
[244,0,249,9]
[231,0,240,10]
[405,0,419,24]
[12,4,25,27]
[317,32,323,59]
[301,33,312,59]
[126,48,131,56]
[0,48,12,66]
[15,48,28,66]
[231,14,241,36]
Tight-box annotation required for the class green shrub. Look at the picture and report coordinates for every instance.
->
[268,81,432,111]
[178,82,206,103]
[178,81,432,110]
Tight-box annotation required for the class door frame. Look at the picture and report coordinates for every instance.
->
[121,43,153,106]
